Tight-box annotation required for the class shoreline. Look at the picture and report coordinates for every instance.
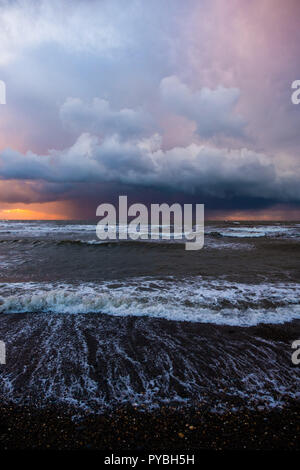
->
[0,401,299,451]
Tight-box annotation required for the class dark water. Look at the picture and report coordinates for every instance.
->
[0,220,299,412]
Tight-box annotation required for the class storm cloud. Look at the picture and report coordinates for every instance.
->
[1,131,299,204]
[0,0,299,217]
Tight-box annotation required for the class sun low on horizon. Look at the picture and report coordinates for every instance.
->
[0,202,73,220]
[0,209,67,220]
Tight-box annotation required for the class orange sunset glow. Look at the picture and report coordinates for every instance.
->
[0,202,72,220]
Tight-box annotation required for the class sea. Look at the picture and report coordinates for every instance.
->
[0,220,299,414]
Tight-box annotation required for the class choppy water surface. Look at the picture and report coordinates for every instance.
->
[0,220,299,413]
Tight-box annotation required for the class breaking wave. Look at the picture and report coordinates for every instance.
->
[206,224,300,239]
[0,278,299,326]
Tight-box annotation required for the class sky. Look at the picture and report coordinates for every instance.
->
[0,0,299,220]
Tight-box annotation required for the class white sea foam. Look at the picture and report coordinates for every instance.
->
[1,221,299,240]
[206,225,300,239]
[0,221,97,235]
[0,278,299,326]
[0,299,298,413]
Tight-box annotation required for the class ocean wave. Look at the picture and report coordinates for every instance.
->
[0,278,299,326]
[0,237,247,251]
[206,225,300,239]
[1,221,299,240]
[0,238,186,249]
[0,221,97,233]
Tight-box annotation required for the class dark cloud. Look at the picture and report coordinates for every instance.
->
[0,0,299,217]
[1,132,299,205]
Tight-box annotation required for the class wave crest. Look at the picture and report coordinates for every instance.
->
[0,278,299,326]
